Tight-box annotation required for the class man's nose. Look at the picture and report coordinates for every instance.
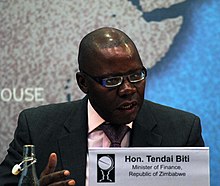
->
[118,78,136,97]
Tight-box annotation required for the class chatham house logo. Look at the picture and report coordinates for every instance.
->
[97,154,115,183]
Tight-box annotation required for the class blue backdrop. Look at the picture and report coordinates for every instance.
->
[137,0,220,185]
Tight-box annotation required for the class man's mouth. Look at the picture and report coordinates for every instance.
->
[118,102,137,111]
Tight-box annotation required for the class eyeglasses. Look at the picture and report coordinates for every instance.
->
[81,67,147,88]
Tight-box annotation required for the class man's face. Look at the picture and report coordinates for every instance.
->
[83,44,146,125]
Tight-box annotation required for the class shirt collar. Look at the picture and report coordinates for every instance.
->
[88,100,105,133]
[87,99,132,133]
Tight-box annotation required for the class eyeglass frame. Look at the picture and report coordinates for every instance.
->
[80,67,147,88]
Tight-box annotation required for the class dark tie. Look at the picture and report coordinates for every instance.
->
[98,122,130,147]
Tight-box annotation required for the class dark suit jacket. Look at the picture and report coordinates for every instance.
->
[0,97,204,185]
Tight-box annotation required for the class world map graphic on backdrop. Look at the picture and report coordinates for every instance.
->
[0,0,186,162]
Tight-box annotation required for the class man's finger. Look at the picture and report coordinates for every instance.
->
[40,153,57,177]
[40,170,70,186]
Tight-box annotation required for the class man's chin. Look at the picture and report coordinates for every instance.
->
[103,107,139,124]
[110,114,137,125]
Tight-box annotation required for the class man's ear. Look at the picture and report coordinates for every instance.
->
[76,72,89,94]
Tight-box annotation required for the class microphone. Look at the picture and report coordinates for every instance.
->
[12,157,37,175]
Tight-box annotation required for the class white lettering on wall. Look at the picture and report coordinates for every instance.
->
[0,88,44,102]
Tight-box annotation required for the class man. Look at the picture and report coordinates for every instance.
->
[0,27,204,185]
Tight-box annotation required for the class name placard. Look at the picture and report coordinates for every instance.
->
[89,147,209,186]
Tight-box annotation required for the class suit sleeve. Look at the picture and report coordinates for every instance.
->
[0,110,32,186]
[186,116,205,147]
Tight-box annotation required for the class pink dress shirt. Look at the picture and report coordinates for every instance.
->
[86,100,132,186]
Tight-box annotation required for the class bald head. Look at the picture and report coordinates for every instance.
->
[76,27,145,124]
[78,27,140,71]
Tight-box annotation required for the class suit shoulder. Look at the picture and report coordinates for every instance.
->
[143,100,198,120]
[18,99,86,127]
[22,99,83,115]
[140,100,204,147]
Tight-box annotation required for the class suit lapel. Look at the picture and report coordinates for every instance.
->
[56,99,162,184]
[130,101,162,147]
[58,97,88,186]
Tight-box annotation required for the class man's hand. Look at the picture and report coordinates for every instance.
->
[40,153,76,186]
